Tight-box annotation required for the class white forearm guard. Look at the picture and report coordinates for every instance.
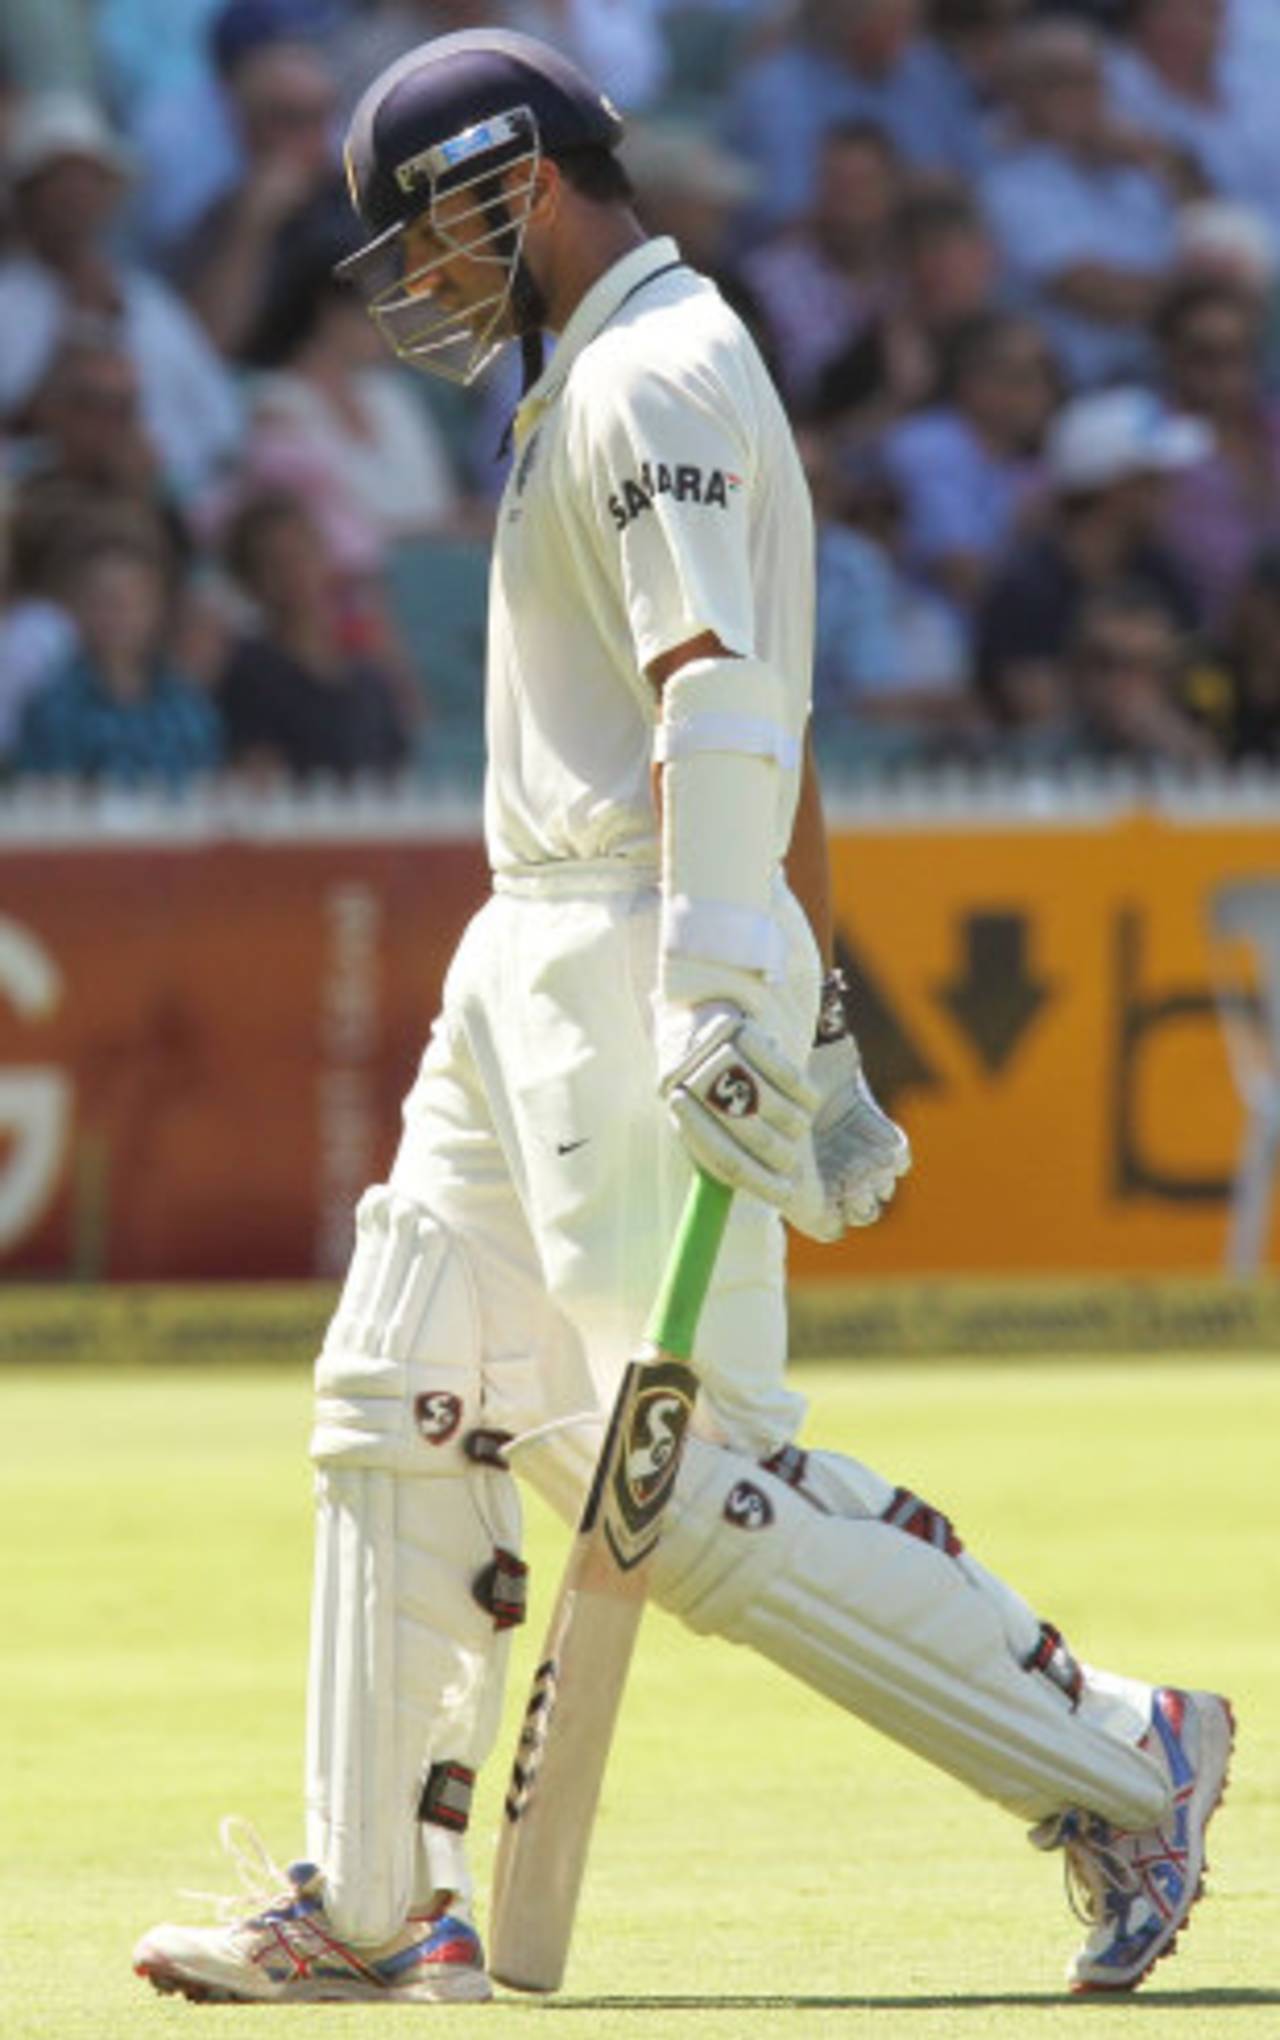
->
[656,655,801,1018]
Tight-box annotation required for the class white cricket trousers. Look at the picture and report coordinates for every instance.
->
[389,865,821,1506]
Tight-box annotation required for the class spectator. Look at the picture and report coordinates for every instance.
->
[1159,278,1280,626]
[724,0,979,235]
[817,180,1007,434]
[330,1,668,120]
[1054,585,1219,767]
[0,92,243,505]
[1172,197,1278,301]
[881,308,1056,611]
[1107,0,1280,248]
[541,0,668,113]
[129,0,334,264]
[14,327,191,562]
[178,34,342,358]
[976,384,1207,729]
[980,17,1180,385]
[896,180,1003,342]
[803,430,976,762]
[14,523,224,788]
[737,122,901,415]
[241,204,465,556]
[926,0,1032,175]
[11,329,237,706]
[216,490,412,783]
[96,0,223,133]
[0,481,78,759]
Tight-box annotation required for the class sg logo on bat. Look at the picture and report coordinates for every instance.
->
[604,1359,697,1571]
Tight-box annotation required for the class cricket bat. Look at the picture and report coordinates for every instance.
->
[488,1167,733,1994]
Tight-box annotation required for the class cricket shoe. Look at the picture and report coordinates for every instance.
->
[133,1820,492,2004]
[1031,1687,1234,1992]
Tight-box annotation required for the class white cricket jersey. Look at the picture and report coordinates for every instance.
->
[484,235,814,876]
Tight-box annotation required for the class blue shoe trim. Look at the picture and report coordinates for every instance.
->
[374,1917,482,1982]
[1092,1919,1163,1977]
[1149,1693,1194,1792]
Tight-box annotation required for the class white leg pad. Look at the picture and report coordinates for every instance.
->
[307,1186,521,1945]
[653,1440,1168,1830]
[788,1450,1154,1752]
[794,1449,1048,1664]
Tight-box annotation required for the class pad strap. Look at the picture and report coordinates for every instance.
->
[473,1546,530,1630]
[882,1486,965,1558]
[1024,1621,1084,1708]
[418,1761,476,1833]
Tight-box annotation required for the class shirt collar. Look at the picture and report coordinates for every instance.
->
[516,235,683,428]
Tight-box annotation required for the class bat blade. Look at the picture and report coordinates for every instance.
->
[487,1171,731,1994]
[487,1348,696,1993]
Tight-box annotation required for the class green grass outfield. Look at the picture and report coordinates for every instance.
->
[3,1354,1277,2038]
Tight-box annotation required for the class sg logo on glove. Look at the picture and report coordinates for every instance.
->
[707,1064,759,1118]
[415,1390,463,1444]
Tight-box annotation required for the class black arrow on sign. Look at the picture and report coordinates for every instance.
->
[936,913,1052,1075]
[833,928,942,1115]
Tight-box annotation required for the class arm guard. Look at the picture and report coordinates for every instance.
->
[656,654,802,1019]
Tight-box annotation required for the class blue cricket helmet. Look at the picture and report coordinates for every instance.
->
[338,29,623,384]
[343,29,623,246]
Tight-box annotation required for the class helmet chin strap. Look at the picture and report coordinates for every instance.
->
[520,327,545,393]
[511,257,546,394]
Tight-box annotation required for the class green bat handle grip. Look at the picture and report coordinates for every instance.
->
[644,1169,734,1361]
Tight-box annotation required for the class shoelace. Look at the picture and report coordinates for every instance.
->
[1052,1815,1142,1928]
[180,1817,303,1925]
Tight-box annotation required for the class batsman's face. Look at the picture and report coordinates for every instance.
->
[347,150,545,382]
[399,180,523,338]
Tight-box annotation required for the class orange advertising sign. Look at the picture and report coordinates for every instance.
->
[800,805,1280,1279]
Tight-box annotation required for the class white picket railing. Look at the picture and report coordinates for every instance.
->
[2,763,1279,845]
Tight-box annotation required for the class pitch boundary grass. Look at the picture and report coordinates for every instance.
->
[2,1354,1276,2037]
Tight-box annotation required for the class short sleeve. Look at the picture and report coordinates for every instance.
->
[571,354,758,671]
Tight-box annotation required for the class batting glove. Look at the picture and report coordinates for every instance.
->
[785,969,911,1242]
[658,1000,819,1208]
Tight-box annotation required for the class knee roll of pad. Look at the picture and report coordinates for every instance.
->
[311,1185,485,1476]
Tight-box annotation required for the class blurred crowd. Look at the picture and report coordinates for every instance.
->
[4,0,1280,791]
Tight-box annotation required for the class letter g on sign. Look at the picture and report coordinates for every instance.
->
[0,918,71,1253]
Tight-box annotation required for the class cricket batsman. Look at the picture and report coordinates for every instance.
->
[134,28,1232,2005]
